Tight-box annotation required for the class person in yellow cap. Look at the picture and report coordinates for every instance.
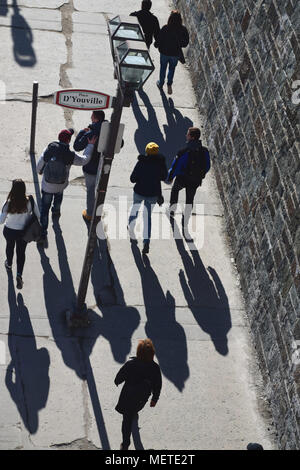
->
[128,142,167,254]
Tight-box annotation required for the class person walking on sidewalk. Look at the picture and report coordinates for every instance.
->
[115,339,162,451]
[0,179,40,289]
[128,142,167,254]
[155,10,189,95]
[73,110,106,222]
[130,1,160,49]
[167,127,210,235]
[37,129,96,245]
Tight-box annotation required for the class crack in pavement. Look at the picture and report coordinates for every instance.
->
[59,0,74,129]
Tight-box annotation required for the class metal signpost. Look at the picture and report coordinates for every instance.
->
[54,15,155,328]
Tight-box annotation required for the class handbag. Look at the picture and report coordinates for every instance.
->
[178,48,185,64]
[23,195,42,243]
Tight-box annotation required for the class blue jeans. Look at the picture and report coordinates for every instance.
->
[84,172,97,217]
[128,192,157,244]
[40,190,63,236]
[159,54,179,86]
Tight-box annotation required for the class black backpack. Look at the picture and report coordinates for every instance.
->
[184,146,207,184]
[43,142,74,184]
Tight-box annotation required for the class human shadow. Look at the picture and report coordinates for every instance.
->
[11,0,36,67]
[39,219,140,448]
[131,242,189,391]
[0,0,8,16]
[171,218,231,355]
[5,271,50,434]
[132,88,193,167]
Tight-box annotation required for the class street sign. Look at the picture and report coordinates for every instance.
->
[54,89,114,110]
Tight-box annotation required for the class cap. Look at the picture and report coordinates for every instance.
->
[145,142,159,155]
[58,128,74,143]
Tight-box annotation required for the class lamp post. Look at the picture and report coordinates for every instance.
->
[68,16,154,328]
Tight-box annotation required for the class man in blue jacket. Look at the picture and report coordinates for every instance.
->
[167,127,210,235]
[73,110,105,221]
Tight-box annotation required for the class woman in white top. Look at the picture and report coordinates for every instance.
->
[0,179,40,289]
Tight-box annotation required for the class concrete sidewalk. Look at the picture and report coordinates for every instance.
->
[0,0,276,450]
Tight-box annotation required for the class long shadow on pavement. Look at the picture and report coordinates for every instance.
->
[132,89,193,167]
[39,219,140,448]
[171,218,232,355]
[5,271,50,434]
[0,0,8,16]
[130,242,189,392]
[11,0,36,67]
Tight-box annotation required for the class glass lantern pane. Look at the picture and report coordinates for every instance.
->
[120,65,153,88]
[123,51,152,67]
[108,16,121,35]
[114,24,144,41]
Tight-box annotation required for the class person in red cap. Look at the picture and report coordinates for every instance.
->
[36,129,96,246]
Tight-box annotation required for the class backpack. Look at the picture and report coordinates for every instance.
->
[43,142,74,184]
[184,145,210,184]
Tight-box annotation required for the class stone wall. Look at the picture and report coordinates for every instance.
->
[173,0,300,449]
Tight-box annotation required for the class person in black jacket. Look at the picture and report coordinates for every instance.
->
[155,10,189,95]
[130,1,160,49]
[115,339,162,450]
[128,142,167,254]
[73,110,105,222]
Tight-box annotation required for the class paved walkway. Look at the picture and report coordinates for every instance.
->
[0,0,276,450]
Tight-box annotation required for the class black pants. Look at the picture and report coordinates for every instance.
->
[121,412,138,448]
[170,177,200,223]
[3,226,27,275]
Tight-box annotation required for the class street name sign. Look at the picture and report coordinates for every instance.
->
[54,89,114,110]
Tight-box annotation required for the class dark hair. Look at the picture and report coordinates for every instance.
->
[7,179,28,214]
[167,10,182,29]
[92,110,105,121]
[137,339,155,362]
[142,0,152,10]
[188,127,201,140]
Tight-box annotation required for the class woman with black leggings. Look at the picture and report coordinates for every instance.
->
[0,179,40,289]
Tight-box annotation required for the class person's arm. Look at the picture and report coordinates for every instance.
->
[73,128,90,151]
[180,26,189,48]
[36,147,48,174]
[72,136,97,166]
[153,16,160,42]
[150,365,162,407]
[0,201,8,224]
[114,362,129,386]
[161,161,168,181]
[130,162,140,183]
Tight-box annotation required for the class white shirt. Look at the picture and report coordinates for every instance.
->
[0,198,40,230]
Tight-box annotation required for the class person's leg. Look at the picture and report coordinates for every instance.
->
[158,54,169,87]
[169,177,184,214]
[121,412,135,450]
[84,173,97,218]
[183,184,198,228]
[167,56,179,93]
[51,192,63,215]
[142,196,157,247]
[3,227,15,268]
[40,191,53,236]
[128,192,143,238]
[15,238,27,277]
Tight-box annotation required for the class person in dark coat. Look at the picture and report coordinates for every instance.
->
[115,339,162,450]
[128,142,167,254]
[130,0,160,49]
[73,110,105,221]
[155,10,189,95]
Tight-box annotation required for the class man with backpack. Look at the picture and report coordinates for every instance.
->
[166,127,210,236]
[37,128,96,245]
